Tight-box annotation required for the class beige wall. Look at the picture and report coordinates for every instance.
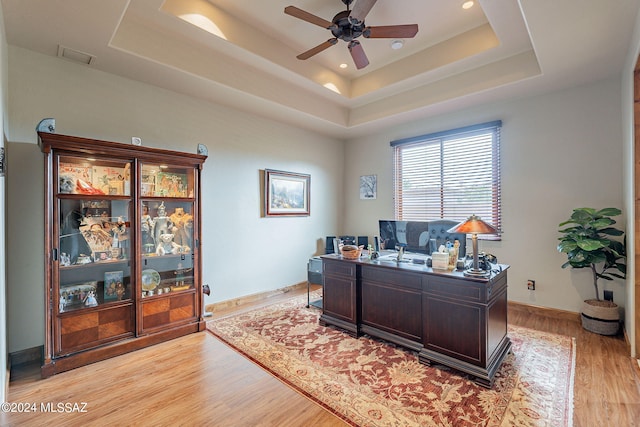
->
[344,77,626,315]
[6,46,345,353]
[2,40,634,355]
[0,0,7,403]
[621,7,640,357]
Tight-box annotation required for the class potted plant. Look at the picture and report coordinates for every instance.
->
[557,207,626,335]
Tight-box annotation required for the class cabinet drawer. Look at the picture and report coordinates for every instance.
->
[324,260,356,277]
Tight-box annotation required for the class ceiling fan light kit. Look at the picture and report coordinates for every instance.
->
[390,39,404,50]
[285,0,418,70]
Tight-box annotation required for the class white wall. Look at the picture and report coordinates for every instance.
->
[344,77,625,315]
[6,46,344,353]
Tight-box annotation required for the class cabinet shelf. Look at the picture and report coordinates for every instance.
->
[58,299,133,315]
[60,258,129,271]
[40,131,207,377]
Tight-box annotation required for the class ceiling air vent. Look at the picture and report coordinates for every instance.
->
[57,45,95,65]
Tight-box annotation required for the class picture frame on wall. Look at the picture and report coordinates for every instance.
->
[264,169,310,217]
[360,174,377,199]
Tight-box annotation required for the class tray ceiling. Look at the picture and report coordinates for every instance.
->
[1,0,638,138]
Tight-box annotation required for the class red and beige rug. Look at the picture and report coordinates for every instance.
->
[207,292,574,426]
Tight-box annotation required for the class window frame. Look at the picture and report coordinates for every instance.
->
[390,120,502,240]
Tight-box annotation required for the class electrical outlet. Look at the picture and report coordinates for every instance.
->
[604,290,613,301]
[527,279,535,290]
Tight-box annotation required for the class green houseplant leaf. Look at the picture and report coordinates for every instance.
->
[557,207,626,300]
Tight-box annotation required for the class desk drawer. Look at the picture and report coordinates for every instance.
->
[426,276,484,303]
[361,266,421,290]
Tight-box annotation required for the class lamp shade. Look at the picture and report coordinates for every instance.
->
[447,214,498,235]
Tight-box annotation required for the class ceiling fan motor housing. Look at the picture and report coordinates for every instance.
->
[331,10,365,41]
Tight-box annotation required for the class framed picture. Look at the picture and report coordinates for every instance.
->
[141,169,156,197]
[93,251,111,262]
[104,271,124,301]
[360,175,377,199]
[264,169,310,217]
[59,281,98,312]
[58,163,93,194]
[155,172,188,197]
[92,165,126,196]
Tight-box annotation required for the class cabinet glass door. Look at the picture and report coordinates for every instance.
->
[140,163,196,299]
[57,156,133,313]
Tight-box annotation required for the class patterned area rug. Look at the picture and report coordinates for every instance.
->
[207,292,575,426]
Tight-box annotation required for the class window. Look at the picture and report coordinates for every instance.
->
[391,121,501,238]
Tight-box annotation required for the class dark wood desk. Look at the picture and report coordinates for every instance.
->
[320,252,511,388]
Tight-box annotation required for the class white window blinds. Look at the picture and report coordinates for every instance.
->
[391,121,501,238]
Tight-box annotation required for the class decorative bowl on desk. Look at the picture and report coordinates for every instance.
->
[340,245,363,259]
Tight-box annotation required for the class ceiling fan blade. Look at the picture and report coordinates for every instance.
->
[364,24,419,39]
[284,6,333,29]
[297,38,338,60]
[348,40,369,69]
[350,0,377,24]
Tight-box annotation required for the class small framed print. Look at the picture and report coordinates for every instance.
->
[141,170,156,197]
[264,169,310,217]
[104,271,124,301]
[93,251,110,262]
[360,175,377,200]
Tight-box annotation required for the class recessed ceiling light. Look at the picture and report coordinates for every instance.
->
[390,40,404,50]
[339,63,348,69]
[462,1,475,10]
[323,83,341,94]
[179,13,227,40]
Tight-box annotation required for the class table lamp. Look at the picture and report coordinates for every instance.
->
[448,214,499,277]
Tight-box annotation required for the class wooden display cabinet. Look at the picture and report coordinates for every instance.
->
[39,132,207,377]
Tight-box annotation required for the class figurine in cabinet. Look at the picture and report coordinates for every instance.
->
[156,233,181,256]
[83,291,98,307]
[116,282,125,300]
[153,202,172,245]
[59,175,75,194]
[169,207,193,248]
[109,216,128,256]
[60,252,71,267]
[141,204,155,253]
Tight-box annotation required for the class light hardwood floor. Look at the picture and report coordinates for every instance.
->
[3,286,640,426]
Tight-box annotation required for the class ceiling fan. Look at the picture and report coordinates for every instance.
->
[284,0,418,70]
